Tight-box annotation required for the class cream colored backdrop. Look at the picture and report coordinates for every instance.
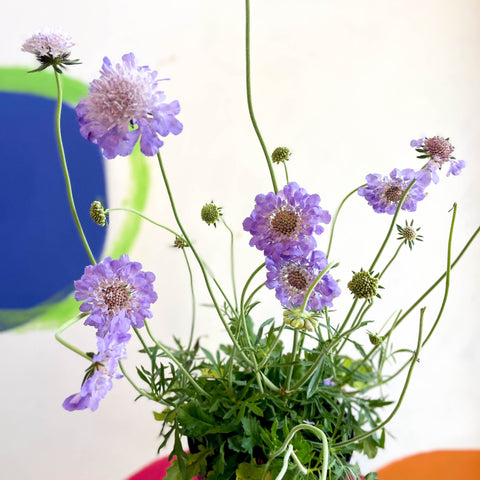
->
[1,1,479,479]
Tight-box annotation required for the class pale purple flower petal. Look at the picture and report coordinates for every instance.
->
[76,53,182,159]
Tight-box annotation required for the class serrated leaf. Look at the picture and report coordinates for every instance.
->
[236,462,269,480]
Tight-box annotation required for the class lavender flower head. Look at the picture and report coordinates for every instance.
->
[76,53,183,159]
[74,254,158,337]
[22,29,79,73]
[63,332,129,412]
[265,250,340,311]
[243,182,331,258]
[411,136,465,184]
[358,168,428,214]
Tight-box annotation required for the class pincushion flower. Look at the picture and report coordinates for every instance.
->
[243,182,331,258]
[62,332,129,412]
[411,136,465,184]
[74,254,158,337]
[265,250,340,311]
[76,53,183,159]
[22,29,79,73]
[358,168,428,214]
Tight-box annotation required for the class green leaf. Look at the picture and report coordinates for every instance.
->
[165,448,212,480]
[235,462,269,480]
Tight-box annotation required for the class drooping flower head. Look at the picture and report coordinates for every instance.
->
[22,29,80,73]
[265,250,340,311]
[243,182,331,258]
[74,254,158,337]
[411,136,465,184]
[62,332,129,412]
[76,53,183,159]
[358,168,427,214]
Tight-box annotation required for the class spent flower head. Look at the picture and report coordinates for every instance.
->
[271,147,291,164]
[201,202,222,227]
[76,53,183,159]
[22,29,80,73]
[348,269,380,301]
[90,200,108,226]
[397,220,423,250]
[74,254,158,337]
[243,182,331,258]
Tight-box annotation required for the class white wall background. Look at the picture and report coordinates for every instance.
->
[1,1,479,479]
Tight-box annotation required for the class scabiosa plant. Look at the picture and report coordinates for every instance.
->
[411,136,465,184]
[74,254,158,337]
[358,168,428,214]
[76,53,183,159]
[265,250,340,311]
[22,29,80,73]
[63,332,129,412]
[243,182,331,258]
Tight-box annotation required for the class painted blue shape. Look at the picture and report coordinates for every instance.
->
[0,92,107,309]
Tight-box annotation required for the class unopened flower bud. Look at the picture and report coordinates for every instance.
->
[201,202,222,227]
[271,147,291,164]
[283,307,319,332]
[89,201,107,226]
[368,332,384,346]
[347,269,379,301]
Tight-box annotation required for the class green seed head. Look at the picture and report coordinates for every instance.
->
[201,202,222,227]
[173,236,188,249]
[89,200,107,226]
[347,269,379,300]
[271,147,291,164]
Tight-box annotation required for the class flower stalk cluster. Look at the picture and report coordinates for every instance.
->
[24,7,478,480]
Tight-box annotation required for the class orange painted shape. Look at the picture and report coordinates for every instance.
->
[376,450,480,479]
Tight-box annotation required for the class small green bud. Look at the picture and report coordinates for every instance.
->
[271,147,291,164]
[173,236,188,249]
[368,332,384,346]
[347,269,379,301]
[283,307,319,332]
[201,202,222,227]
[89,200,107,226]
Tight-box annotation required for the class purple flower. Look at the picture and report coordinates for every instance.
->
[76,53,183,159]
[410,137,425,148]
[74,254,158,337]
[447,158,466,176]
[323,377,335,387]
[243,182,331,258]
[22,29,79,73]
[358,168,427,214]
[265,250,340,311]
[63,333,128,412]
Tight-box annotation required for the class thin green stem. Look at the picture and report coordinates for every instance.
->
[285,330,299,390]
[333,307,424,449]
[391,224,479,332]
[245,0,278,193]
[221,217,239,311]
[182,248,197,352]
[118,360,157,401]
[269,424,329,480]
[106,207,183,239]
[54,71,96,265]
[300,261,338,313]
[326,184,365,258]
[156,151,253,368]
[283,162,290,184]
[369,178,416,271]
[379,243,404,279]
[144,320,212,399]
[422,203,456,346]
[55,313,91,361]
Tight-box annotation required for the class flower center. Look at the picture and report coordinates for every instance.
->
[271,210,298,236]
[384,185,404,203]
[287,268,308,291]
[101,283,131,311]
